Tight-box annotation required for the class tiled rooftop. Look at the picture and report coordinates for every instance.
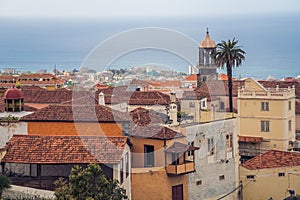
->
[2,135,127,164]
[130,107,166,127]
[131,125,184,140]
[20,104,129,122]
[165,142,199,153]
[97,87,171,105]
[242,150,300,170]
[183,80,244,101]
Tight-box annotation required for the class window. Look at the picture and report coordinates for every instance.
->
[288,120,292,131]
[226,134,233,150]
[125,152,129,178]
[261,121,270,132]
[120,158,124,184]
[202,101,206,108]
[278,172,285,177]
[219,175,225,180]
[289,101,292,110]
[196,180,202,185]
[187,141,194,156]
[261,102,269,111]
[220,102,225,111]
[144,145,154,167]
[189,102,195,108]
[207,138,214,155]
[246,175,255,179]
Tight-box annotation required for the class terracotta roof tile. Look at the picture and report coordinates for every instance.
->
[165,142,199,153]
[183,80,244,101]
[20,104,128,122]
[184,74,197,81]
[2,135,127,164]
[258,80,300,98]
[131,125,184,140]
[97,87,171,105]
[130,107,166,127]
[242,150,300,170]
[22,88,73,104]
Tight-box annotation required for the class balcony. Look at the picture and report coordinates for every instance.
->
[165,142,199,176]
[166,161,195,175]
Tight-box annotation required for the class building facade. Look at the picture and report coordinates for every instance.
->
[182,118,240,200]
[238,78,296,161]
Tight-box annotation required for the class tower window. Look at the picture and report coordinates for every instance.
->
[288,101,292,110]
[288,120,292,131]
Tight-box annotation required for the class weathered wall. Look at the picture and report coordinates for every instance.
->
[0,122,27,148]
[27,122,123,136]
[185,118,239,200]
[131,167,188,200]
[180,99,201,122]
[240,166,300,200]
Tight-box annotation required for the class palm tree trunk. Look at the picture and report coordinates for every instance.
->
[227,64,233,112]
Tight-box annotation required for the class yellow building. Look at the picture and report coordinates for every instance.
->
[240,150,300,200]
[238,78,296,161]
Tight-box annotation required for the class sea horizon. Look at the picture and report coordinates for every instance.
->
[0,13,299,80]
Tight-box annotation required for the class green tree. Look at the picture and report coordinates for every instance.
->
[0,175,11,198]
[215,38,245,112]
[54,163,127,200]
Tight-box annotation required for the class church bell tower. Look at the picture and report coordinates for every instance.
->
[197,29,218,86]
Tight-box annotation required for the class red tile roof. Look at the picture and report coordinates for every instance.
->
[4,88,24,99]
[2,135,127,164]
[20,104,128,122]
[242,150,300,170]
[131,125,184,140]
[97,87,171,105]
[130,107,165,127]
[165,142,199,153]
[258,80,300,98]
[22,88,73,104]
[184,74,197,81]
[183,80,244,101]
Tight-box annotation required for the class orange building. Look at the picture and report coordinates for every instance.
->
[20,104,129,137]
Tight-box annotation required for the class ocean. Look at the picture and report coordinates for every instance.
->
[0,13,299,80]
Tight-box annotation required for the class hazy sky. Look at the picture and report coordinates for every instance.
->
[0,0,299,19]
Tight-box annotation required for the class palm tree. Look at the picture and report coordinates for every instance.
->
[215,38,245,112]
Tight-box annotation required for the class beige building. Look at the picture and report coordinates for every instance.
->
[240,150,300,200]
[238,78,296,161]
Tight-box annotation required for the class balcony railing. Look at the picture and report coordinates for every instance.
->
[166,161,195,175]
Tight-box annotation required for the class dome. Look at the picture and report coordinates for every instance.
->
[4,88,25,99]
[199,30,216,48]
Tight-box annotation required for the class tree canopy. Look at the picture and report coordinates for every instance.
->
[215,38,245,112]
[54,163,127,200]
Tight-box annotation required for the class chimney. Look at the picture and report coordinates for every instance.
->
[170,91,176,103]
[98,92,105,106]
[168,91,179,126]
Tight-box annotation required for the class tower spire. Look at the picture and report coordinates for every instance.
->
[206,28,209,35]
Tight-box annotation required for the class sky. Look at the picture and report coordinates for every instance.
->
[0,0,300,19]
